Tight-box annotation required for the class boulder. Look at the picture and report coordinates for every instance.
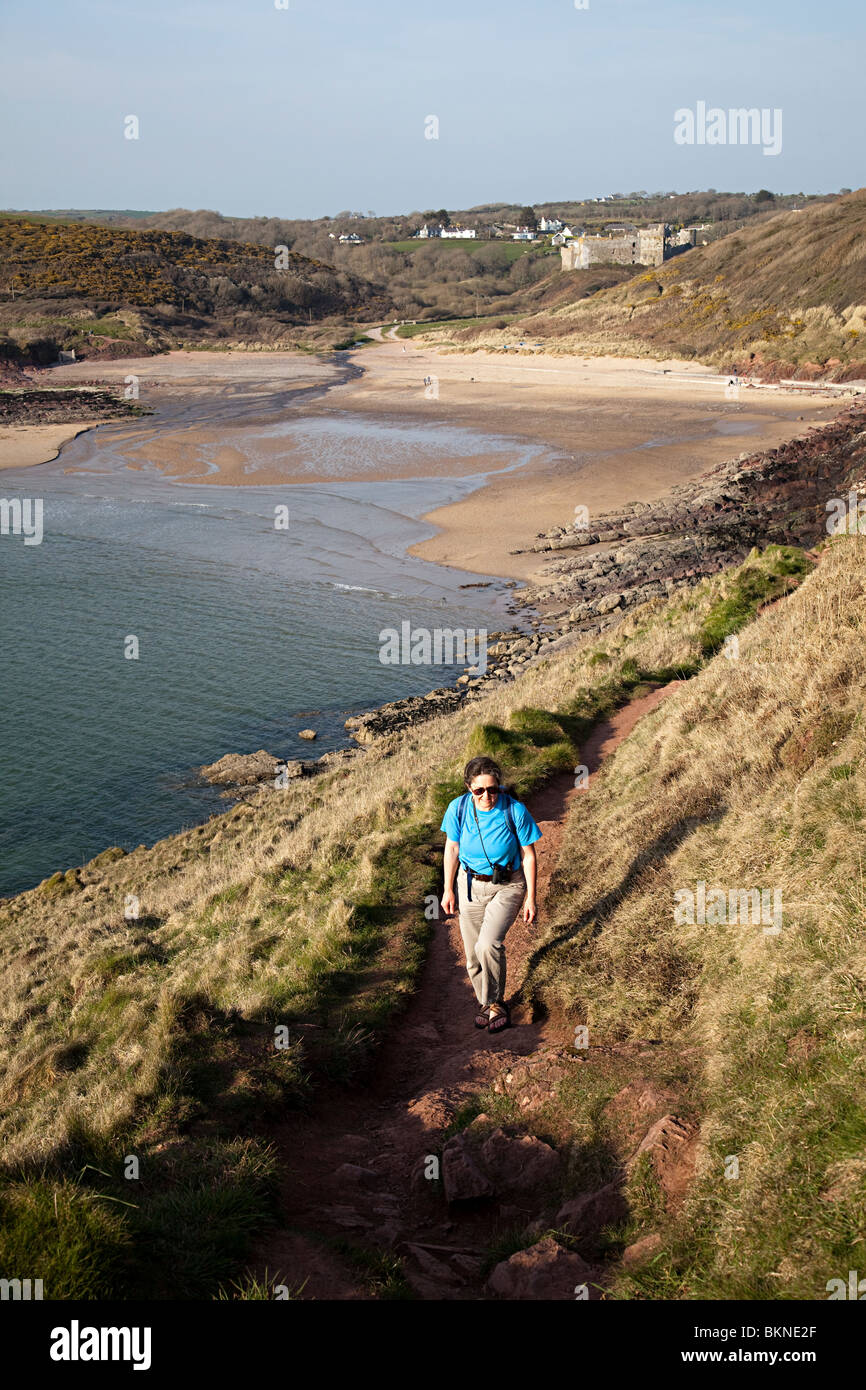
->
[486,1236,594,1300]
[595,592,624,614]
[442,1134,494,1202]
[555,1183,628,1238]
[477,1128,561,1198]
[199,749,282,786]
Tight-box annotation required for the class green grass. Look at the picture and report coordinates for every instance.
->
[697,544,812,655]
[385,239,548,262]
[393,314,520,339]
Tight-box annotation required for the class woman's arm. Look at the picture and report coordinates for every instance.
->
[441,838,460,917]
[520,843,537,923]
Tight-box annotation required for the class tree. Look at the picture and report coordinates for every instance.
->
[435,209,451,227]
[518,206,537,230]
[753,189,775,203]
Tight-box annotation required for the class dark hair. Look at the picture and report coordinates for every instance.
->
[464,756,502,787]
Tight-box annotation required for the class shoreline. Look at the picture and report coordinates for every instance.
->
[5,340,863,896]
[14,343,845,590]
[0,420,102,470]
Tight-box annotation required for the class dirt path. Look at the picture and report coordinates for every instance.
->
[249,682,679,1299]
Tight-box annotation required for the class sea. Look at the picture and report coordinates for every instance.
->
[0,396,543,898]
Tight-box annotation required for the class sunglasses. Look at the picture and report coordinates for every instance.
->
[469,784,500,797]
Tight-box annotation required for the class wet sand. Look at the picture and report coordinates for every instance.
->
[14,343,843,582]
[0,422,100,471]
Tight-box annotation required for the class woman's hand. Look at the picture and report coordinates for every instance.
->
[523,896,537,925]
[441,890,457,918]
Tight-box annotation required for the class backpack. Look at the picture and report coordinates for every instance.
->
[455,788,521,868]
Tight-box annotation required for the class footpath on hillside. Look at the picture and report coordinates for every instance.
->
[250,682,690,1300]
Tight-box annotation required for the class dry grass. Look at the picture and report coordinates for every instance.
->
[0,569,718,1171]
[0,542,840,1295]
[527,536,866,1297]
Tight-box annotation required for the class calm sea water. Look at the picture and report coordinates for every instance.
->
[0,408,541,898]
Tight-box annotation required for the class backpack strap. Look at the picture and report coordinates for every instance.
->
[455,792,473,899]
[502,792,521,868]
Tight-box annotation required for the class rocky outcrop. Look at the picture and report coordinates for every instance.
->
[0,386,149,425]
[486,1236,597,1300]
[197,746,360,796]
[342,629,563,744]
[513,404,866,633]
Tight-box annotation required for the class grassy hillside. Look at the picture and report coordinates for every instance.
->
[522,535,866,1297]
[459,189,866,375]
[0,216,387,363]
[4,525,862,1297]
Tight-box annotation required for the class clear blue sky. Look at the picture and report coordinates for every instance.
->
[1,0,862,218]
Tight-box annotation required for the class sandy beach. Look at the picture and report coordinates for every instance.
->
[326,337,841,579]
[11,342,843,582]
[0,422,102,471]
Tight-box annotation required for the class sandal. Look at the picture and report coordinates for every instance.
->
[487,1002,510,1034]
[475,1003,493,1029]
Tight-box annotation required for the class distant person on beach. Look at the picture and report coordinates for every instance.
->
[440,757,541,1033]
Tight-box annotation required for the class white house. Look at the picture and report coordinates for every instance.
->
[339,233,364,244]
[512,228,536,241]
[538,216,564,233]
[440,226,477,239]
[414,224,442,238]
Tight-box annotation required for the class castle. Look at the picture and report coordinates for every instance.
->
[560,222,667,270]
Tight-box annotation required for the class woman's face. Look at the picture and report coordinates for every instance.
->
[468,777,500,806]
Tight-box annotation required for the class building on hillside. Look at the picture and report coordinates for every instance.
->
[414,224,442,238]
[512,227,537,241]
[339,233,364,244]
[667,223,711,249]
[560,223,667,270]
[669,227,697,248]
[440,226,477,239]
[538,216,564,233]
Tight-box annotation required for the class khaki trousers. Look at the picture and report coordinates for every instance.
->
[456,868,526,1007]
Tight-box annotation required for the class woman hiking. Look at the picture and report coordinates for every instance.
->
[440,757,541,1033]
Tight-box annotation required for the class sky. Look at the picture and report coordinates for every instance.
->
[1,0,863,219]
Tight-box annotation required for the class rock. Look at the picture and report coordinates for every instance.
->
[333,1163,380,1189]
[622,1232,663,1268]
[368,1221,402,1248]
[318,1205,373,1229]
[442,1134,494,1203]
[595,592,624,614]
[479,1129,561,1197]
[316,749,357,769]
[403,1244,464,1284]
[199,749,282,787]
[298,729,317,740]
[486,1236,594,1300]
[555,1183,628,1238]
[630,1114,698,1209]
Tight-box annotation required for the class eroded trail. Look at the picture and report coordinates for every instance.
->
[250,684,679,1299]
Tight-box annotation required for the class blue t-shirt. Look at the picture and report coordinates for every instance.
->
[440,793,542,872]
